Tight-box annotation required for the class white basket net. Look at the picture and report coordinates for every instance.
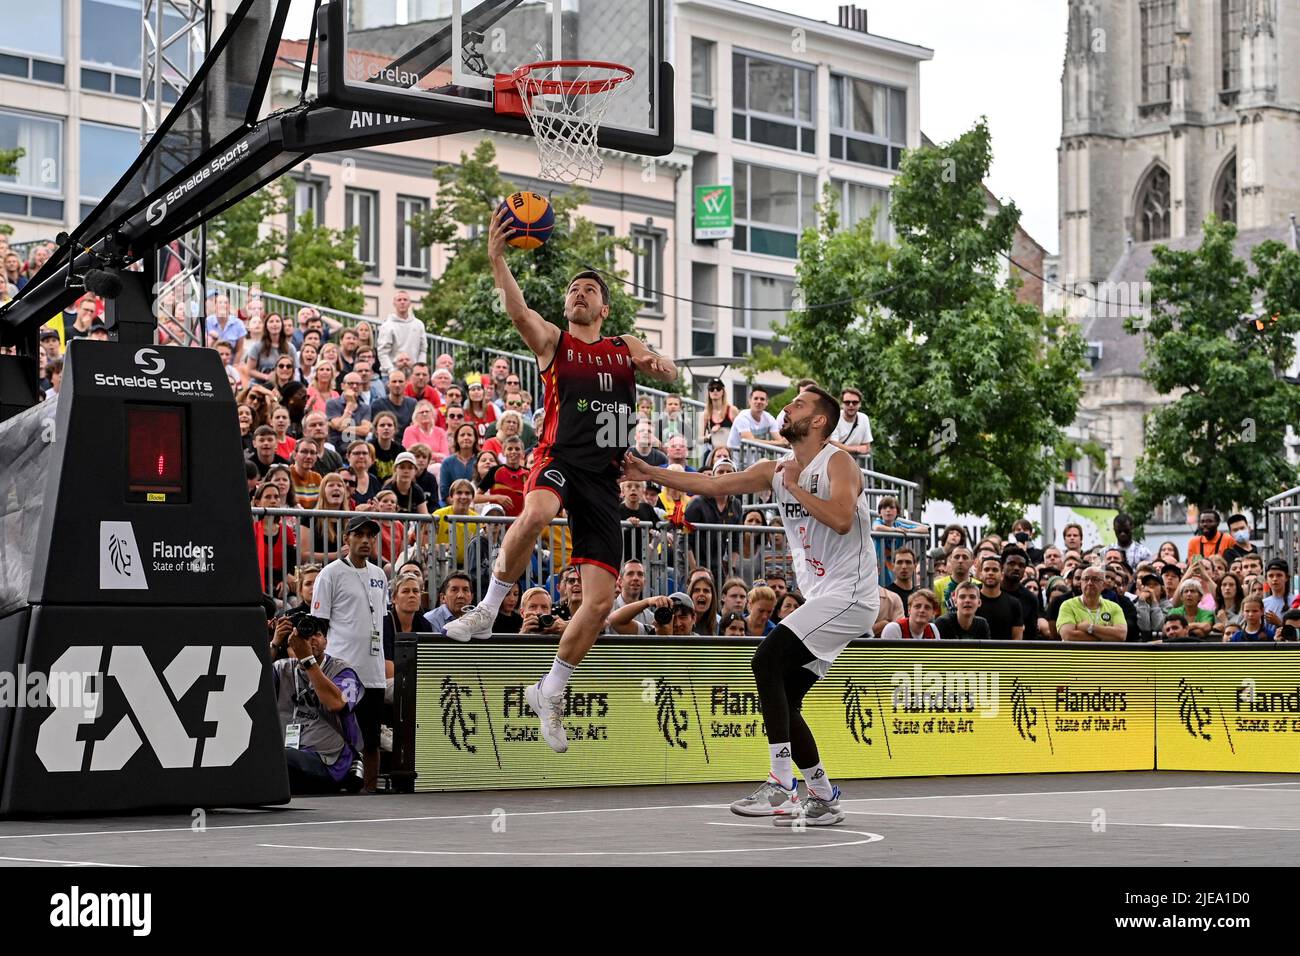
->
[513,62,632,185]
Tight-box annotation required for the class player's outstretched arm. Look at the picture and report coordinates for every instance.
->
[488,205,561,363]
[624,452,774,496]
[623,336,679,384]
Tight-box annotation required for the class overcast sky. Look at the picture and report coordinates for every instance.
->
[778,0,1067,252]
[285,0,1066,251]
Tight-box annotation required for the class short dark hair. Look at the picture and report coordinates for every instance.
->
[438,572,473,599]
[801,385,840,439]
[568,270,609,304]
[253,424,276,438]
[45,357,63,376]
[750,385,768,398]
[1201,508,1221,522]
[979,553,1002,569]
[893,546,916,562]
[1164,613,1189,628]
[1227,513,1248,527]
[840,386,862,401]
[1001,545,1028,564]
[1114,512,1133,526]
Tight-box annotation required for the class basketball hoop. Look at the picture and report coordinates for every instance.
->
[495,60,634,184]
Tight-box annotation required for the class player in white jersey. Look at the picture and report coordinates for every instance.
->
[623,385,878,826]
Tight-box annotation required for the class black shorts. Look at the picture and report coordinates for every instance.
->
[527,456,623,576]
[354,688,383,750]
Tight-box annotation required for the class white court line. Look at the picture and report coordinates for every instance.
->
[0,855,137,867]
[837,781,1300,804]
[843,810,1300,832]
[258,824,884,857]
[2,781,1293,844]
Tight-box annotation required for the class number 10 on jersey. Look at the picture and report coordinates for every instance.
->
[597,372,614,392]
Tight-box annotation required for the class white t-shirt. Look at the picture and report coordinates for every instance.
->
[312,558,390,688]
[728,409,780,448]
[831,412,873,447]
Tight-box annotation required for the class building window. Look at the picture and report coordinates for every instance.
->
[834,180,893,243]
[733,162,817,258]
[1221,0,1244,92]
[692,262,716,355]
[691,37,715,134]
[81,0,158,97]
[1136,166,1171,241]
[829,74,906,170]
[593,223,616,266]
[0,0,65,84]
[732,51,815,154]
[0,109,63,220]
[396,195,430,283]
[345,188,379,278]
[1214,155,1237,224]
[292,177,325,226]
[79,121,137,218]
[732,270,793,356]
[1139,0,1175,106]
[631,226,664,312]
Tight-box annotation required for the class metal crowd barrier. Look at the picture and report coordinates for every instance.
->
[732,439,916,518]
[252,506,931,607]
[1264,484,1300,588]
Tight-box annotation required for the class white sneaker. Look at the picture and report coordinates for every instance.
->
[444,603,496,642]
[525,682,569,754]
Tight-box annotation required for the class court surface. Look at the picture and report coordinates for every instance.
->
[0,771,1296,866]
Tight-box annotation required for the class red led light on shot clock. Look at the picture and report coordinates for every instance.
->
[127,405,185,497]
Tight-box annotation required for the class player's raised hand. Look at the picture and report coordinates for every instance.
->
[631,349,672,377]
[622,450,651,481]
[777,456,804,492]
[487,204,517,260]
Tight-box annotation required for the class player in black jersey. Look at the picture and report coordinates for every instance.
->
[447,205,678,753]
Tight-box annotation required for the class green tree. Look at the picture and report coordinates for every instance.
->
[207,181,289,284]
[269,208,366,313]
[412,140,660,385]
[765,120,1087,527]
[0,148,23,235]
[1123,216,1300,521]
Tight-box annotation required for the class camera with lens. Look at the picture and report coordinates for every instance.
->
[537,613,556,629]
[653,605,675,625]
[294,614,329,640]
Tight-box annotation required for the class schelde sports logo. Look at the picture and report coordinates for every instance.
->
[135,348,165,375]
[92,349,216,397]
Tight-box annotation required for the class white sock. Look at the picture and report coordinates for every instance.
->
[478,575,514,615]
[801,762,833,799]
[768,743,794,789]
[539,656,574,697]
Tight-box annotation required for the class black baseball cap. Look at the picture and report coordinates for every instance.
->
[1266,558,1289,574]
[708,378,725,389]
[39,326,59,339]
[346,515,381,535]
[1139,571,1161,586]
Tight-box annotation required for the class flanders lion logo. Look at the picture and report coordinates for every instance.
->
[576,399,589,413]
[439,677,479,753]
[1177,678,1213,741]
[1010,677,1039,743]
[108,533,133,577]
[842,679,873,745]
[655,678,689,749]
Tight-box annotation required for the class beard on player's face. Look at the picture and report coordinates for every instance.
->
[780,412,815,443]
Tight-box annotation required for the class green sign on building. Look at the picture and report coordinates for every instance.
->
[694,184,733,240]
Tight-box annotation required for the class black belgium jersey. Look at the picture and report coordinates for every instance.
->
[535,330,637,472]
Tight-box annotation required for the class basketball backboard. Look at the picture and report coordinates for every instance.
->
[317,0,673,156]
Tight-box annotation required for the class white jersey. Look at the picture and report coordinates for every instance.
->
[770,443,879,606]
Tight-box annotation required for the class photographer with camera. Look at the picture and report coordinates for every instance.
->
[270,564,324,662]
[605,592,698,636]
[309,515,390,792]
[271,614,366,794]
[519,586,567,636]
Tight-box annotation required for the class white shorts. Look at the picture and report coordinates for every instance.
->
[780,596,878,678]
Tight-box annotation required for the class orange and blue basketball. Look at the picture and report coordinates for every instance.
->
[499,191,554,249]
